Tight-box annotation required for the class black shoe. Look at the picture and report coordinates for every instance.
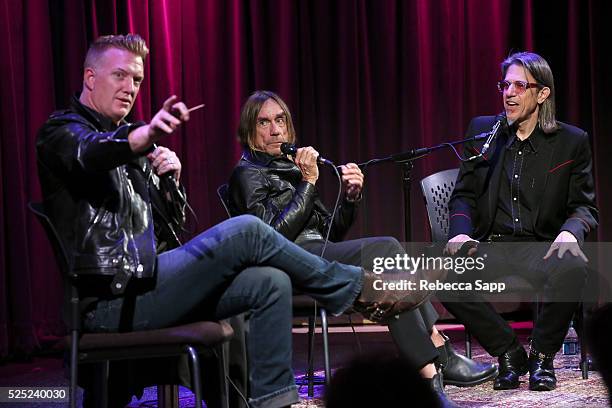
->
[528,348,557,391]
[493,342,528,390]
[429,371,460,408]
[436,332,498,387]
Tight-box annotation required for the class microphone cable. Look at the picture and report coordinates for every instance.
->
[281,145,359,363]
[211,348,251,407]
[319,161,343,259]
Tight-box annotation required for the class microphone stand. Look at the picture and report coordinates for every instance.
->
[358,135,482,242]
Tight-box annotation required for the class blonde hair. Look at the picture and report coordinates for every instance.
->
[84,34,149,69]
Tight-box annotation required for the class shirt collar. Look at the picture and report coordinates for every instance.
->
[505,125,542,153]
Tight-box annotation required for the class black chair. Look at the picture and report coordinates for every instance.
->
[29,202,234,407]
[419,169,589,378]
[216,184,331,396]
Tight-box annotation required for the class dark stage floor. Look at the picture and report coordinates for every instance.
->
[0,322,608,407]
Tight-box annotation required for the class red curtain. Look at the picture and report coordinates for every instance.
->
[1,0,610,358]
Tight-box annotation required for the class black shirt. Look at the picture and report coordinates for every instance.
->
[492,127,545,237]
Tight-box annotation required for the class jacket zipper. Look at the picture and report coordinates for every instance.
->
[120,166,142,278]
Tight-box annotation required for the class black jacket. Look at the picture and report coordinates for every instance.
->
[36,96,186,296]
[228,150,358,244]
[448,115,598,244]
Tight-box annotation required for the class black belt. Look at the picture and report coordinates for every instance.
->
[486,234,536,242]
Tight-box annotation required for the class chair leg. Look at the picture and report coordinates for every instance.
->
[580,304,589,379]
[92,361,109,408]
[217,345,230,408]
[581,353,589,379]
[465,330,472,359]
[186,345,203,407]
[307,315,316,397]
[100,361,110,408]
[157,385,179,408]
[70,330,78,408]
[320,308,331,386]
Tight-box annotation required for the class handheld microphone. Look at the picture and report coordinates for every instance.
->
[280,143,333,165]
[151,143,178,184]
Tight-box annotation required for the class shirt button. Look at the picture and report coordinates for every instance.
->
[515,218,519,222]
[514,174,519,179]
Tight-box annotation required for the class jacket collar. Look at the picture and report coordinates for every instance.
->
[70,94,126,132]
[241,148,293,167]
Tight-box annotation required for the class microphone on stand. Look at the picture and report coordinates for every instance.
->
[467,112,507,160]
[280,142,333,165]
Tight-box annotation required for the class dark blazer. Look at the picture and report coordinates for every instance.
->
[448,115,598,244]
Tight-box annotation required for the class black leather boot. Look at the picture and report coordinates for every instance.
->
[429,370,460,408]
[436,332,498,387]
[528,348,557,391]
[493,341,528,390]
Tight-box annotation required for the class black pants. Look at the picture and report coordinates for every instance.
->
[440,241,587,355]
[300,236,439,368]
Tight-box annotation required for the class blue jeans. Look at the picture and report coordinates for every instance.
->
[84,215,363,407]
[300,237,440,368]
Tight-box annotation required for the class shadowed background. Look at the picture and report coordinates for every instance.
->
[1,0,610,359]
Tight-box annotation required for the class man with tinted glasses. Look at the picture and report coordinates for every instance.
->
[443,52,598,391]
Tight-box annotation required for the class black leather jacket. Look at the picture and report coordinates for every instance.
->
[37,96,186,296]
[228,149,358,244]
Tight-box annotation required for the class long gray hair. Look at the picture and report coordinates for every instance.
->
[501,52,559,133]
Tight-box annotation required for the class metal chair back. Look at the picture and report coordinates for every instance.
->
[420,168,459,242]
